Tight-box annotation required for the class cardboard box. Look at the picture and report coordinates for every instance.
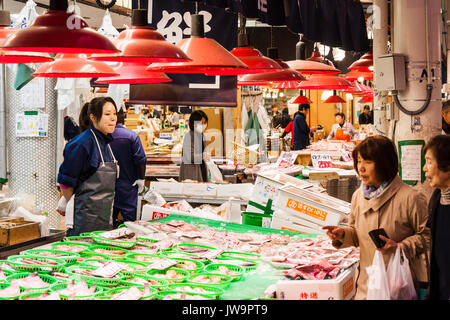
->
[275,267,357,300]
[0,217,41,246]
[150,182,184,196]
[276,185,350,227]
[182,183,217,198]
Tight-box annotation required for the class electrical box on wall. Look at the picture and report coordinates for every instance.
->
[375,54,407,91]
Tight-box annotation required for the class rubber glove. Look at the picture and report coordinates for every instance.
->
[56,196,68,215]
[132,179,145,194]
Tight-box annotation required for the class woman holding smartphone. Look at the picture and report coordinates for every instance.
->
[323,135,430,300]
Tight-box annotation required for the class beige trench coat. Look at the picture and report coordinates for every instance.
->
[334,175,430,300]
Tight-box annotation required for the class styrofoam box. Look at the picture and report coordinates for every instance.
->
[270,212,326,235]
[253,171,313,204]
[150,182,183,196]
[276,185,350,227]
[182,183,217,198]
[141,204,187,221]
[276,266,357,300]
[216,183,253,199]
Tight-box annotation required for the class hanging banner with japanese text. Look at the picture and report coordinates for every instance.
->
[130,0,238,107]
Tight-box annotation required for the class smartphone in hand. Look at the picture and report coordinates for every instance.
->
[368,228,389,248]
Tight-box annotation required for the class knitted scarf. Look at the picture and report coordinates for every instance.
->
[441,187,450,205]
[362,180,391,200]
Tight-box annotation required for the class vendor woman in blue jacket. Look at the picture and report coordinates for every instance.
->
[56,97,118,236]
[109,108,147,227]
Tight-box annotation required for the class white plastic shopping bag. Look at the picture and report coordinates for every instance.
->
[366,250,391,300]
[205,159,223,182]
[387,246,417,300]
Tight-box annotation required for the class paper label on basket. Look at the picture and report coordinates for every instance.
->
[286,198,328,222]
[148,258,177,270]
[311,152,333,168]
[340,149,352,162]
[198,249,224,260]
[166,220,185,227]
[91,261,123,278]
[262,217,272,228]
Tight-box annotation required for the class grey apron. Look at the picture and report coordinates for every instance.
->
[179,130,207,182]
[67,129,118,237]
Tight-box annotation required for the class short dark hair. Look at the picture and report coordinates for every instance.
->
[188,110,208,130]
[423,135,450,172]
[442,100,450,113]
[271,104,279,109]
[335,112,345,120]
[298,104,310,111]
[364,105,370,110]
[169,106,178,113]
[352,135,399,183]
[117,108,125,125]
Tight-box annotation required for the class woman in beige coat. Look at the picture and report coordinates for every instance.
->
[323,136,430,300]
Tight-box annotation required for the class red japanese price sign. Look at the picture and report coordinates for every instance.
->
[311,152,333,169]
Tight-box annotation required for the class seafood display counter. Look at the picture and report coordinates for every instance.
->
[0,215,359,300]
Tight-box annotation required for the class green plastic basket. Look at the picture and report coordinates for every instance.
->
[146,268,190,283]
[91,231,137,249]
[18,291,60,300]
[0,282,22,300]
[213,257,259,273]
[7,255,67,273]
[80,259,142,278]
[22,249,80,265]
[136,237,158,246]
[220,251,260,261]
[114,259,149,275]
[203,263,244,281]
[124,253,164,264]
[173,243,216,254]
[164,257,205,274]
[157,290,213,300]
[64,265,125,287]
[0,260,15,276]
[64,236,95,245]
[186,272,233,289]
[241,211,273,227]
[120,275,169,291]
[51,241,91,253]
[87,245,131,259]
[6,272,59,293]
[166,283,224,299]
[50,281,104,300]
[101,285,158,300]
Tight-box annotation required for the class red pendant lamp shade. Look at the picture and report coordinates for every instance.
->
[90,10,191,64]
[344,69,373,81]
[147,14,248,75]
[359,95,374,103]
[0,11,53,63]
[237,59,306,86]
[285,59,340,75]
[348,52,374,72]
[298,74,351,90]
[203,46,283,76]
[306,47,335,67]
[292,95,313,104]
[273,81,303,89]
[33,54,119,78]
[323,94,346,103]
[95,63,172,84]
[1,0,119,54]
[339,81,365,94]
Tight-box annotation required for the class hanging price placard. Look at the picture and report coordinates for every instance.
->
[311,152,333,169]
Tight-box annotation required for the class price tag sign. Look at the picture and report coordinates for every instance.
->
[91,261,123,278]
[276,152,298,166]
[340,149,353,162]
[311,152,333,168]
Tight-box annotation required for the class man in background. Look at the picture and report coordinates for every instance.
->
[293,104,311,150]
[358,105,373,125]
[328,112,357,141]
[144,105,161,119]
[271,103,283,128]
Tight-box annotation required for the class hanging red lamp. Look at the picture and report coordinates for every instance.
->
[147,14,249,75]
[90,9,191,64]
[1,0,119,54]
[32,53,119,78]
[0,10,53,63]
[359,94,374,103]
[323,90,346,103]
[306,46,335,67]
[285,59,340,75]
[339,81,365,94]
[95,62,172,84]
[298,74,352,90]
[237,59,306,86]
[272,81,303,89]
[292,95,313,104]
[344,69,373,81]
[348,52,374,72]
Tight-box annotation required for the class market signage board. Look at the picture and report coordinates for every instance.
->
[129,0,238,107]
[311,152,333,168]
[15,111,48,137]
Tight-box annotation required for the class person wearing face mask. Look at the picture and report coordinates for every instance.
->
[422,135,450,300]
[322,135,430,300]
[56,97,119,236]
[179,110,209,182]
